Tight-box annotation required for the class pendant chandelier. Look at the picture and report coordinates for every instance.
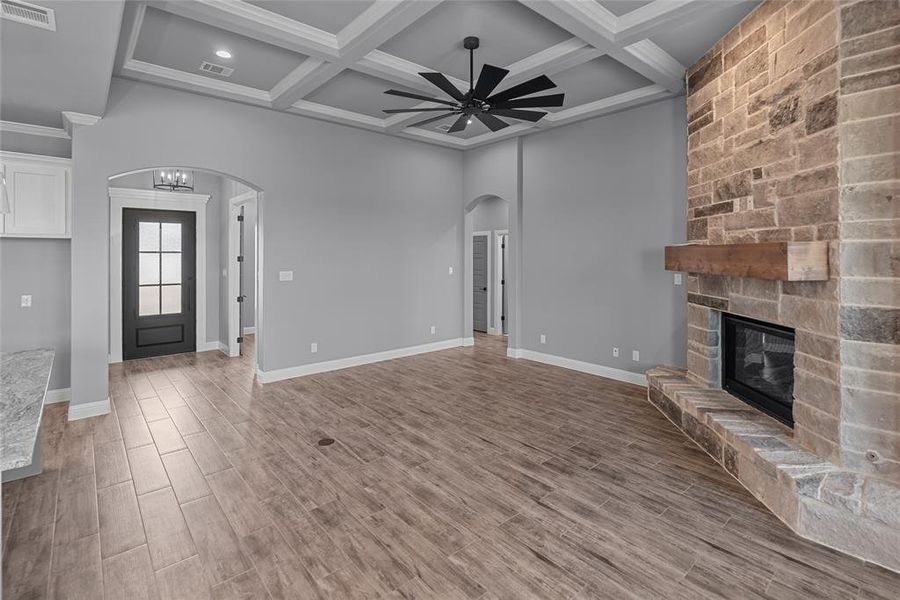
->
[152,168,194,192]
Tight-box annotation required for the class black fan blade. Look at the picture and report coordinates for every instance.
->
[384,89,459,107]
[472,64,509,100]
[490,109,547,122]
[448,114,470,133]
[407,112,458,128]
[486,75,556,105]
[383,108,458,113]
[493,93,564,109]
[475,112,509,132]
[419,72,466,101]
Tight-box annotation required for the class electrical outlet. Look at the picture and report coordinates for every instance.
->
[310,342,318,353]
[632,350,640,362]
[540,334,546,344]
[613,347,619,358]
[430,325,436,335]
[20,295,32,308]
[674,273,683,285]
[279,270,293,281]
[448,266,453,275]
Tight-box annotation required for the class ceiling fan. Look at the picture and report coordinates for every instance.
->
[382,36,564,133]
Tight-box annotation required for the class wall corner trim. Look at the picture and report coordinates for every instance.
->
[506,347,523,359]
[61,111,101,137]
[462,337,475,347]
[256,338,465,383]
[68,397,110,421]
[517,349,648,387]
[44,388,72,404]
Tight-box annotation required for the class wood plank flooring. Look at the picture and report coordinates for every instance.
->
[3,334,898,599]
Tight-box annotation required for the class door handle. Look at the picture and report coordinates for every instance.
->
[482,287,487,291]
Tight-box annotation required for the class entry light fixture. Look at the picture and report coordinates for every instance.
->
[215,48,232,59]
[152,168,194,192]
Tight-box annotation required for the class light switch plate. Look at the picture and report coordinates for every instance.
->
[310,342,317,353]
[674,273,683,285]
[540,334,546,344]
[613,347,619,357]
[448,266,453,275]
[21,295,32,308]
[632,350,640,361]
[430,325,436,335]
[279,271,293,281]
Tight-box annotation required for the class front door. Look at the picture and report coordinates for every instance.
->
[473,234,488,333]
[123,208,196,360]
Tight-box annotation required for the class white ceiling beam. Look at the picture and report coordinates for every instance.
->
[121,59,272,106]
[518,0,685,93]
[0,121,70,139]
[270,0,442,109]
[615,0,726,46]
[355,50,468,96]
[542,84,671,128]
[148,0,341,59]
[287,101,386,132]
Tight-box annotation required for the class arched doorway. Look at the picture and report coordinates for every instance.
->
[464,194,513,346]
[107,167,264,369]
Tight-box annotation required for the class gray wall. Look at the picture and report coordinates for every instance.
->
[0,239,71,389]
[520,97,688,374]
[109,170,224,345]
[70,78,463,406]
[1,134,71,390]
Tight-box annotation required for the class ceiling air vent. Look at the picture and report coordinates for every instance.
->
[199,61,234,77]
[1,0,56,31]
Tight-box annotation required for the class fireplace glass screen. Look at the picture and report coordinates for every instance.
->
[722,313,795,427]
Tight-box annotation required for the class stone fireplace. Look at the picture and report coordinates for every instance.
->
[648,0,900,572]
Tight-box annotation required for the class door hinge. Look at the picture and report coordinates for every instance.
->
[501,279,505,285]
[237,215,244,222]
[501,315,505,321]
[237,255,244,262]
[501,244,505,249]
[237,296,244,303]
[236,336,244,344]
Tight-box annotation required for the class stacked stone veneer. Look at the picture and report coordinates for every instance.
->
[651,0,899,571]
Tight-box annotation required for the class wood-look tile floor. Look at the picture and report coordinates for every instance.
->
[3,333,898,599]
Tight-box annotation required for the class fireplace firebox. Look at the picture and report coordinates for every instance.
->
[721,313,795,427]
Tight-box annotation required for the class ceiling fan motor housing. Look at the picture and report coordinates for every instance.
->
[463,36,480,50]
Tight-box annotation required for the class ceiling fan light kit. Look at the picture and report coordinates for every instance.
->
[382,36,565,134]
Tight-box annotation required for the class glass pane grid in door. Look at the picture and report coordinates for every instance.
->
[137,221,183,316]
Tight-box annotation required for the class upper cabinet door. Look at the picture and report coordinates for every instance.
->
[2,157,70,238]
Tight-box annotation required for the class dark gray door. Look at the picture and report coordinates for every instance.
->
[500,234,508,335]
[473,234,488,333]
[123,208,196,360]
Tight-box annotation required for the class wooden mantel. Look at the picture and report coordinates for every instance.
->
[665,241,829,281]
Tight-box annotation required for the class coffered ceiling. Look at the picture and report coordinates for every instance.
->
[111,0,758,149]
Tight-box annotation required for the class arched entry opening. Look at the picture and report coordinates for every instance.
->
[107,167,264,370]
[464,194,512,346]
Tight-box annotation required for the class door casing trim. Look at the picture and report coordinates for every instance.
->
[227,190,257,358]
[493,229,509,336]
[109,187,210,363]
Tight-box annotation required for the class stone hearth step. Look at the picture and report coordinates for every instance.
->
[647,366,900,573]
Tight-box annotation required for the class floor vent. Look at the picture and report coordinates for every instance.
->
[199,61,234,77]
[1,0,55,31]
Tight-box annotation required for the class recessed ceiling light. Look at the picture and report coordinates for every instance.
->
[215,49,232,59]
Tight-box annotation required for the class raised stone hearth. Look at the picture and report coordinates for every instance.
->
[651,0,900,572]
[648,366,900,572]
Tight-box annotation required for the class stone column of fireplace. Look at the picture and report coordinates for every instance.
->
[652,0,900,570]
[684,0,899,480]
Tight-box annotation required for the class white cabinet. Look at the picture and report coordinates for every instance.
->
[1,152,71,238]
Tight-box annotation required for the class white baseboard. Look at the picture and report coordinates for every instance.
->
[462,337,475,347]
[197,341,221,352]
[257,338,464,383]
[516,349,647,386]
[243,326,256,334]
[45,388,71,404]
[507,347,523,358]
[68,397,111,420]
[487,327,502,336]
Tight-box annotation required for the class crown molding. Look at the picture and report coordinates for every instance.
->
[61,112,102,137]
[0,121,70,139]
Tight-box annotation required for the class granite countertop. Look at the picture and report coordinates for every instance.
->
[1,349,54,471]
